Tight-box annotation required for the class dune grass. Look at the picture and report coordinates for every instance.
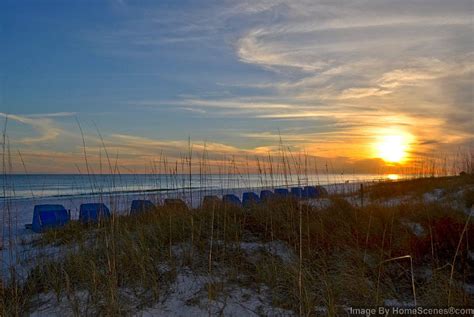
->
[368,174,474,200]
[1,174,473,316]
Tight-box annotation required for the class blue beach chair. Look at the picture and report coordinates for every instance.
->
[164,198,188,211]
[79,203,110,223]
[30,204,70,233]
[242,192,260,207]
[222,194,242,207]
[291,187,303,198]
[130,200,156,215]
[260,190,274,202]
[274,188,289,197]
[303,185,328,198]
[202,195,221,209]
[303,186,318,199]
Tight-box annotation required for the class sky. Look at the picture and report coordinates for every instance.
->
[0,0,473,174]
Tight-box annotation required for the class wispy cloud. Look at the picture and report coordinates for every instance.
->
[4,1,472,173]
[0,112,75,144]
[26,112,77,118]
[207,0,473,157]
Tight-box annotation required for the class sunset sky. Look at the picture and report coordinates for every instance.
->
[1,0,473,173]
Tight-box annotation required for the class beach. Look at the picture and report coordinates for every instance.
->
[1,174,473,315]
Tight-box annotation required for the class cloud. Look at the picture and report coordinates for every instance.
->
[9,131,394,174]
[227,0,473,158]
[0,112,75,144]
[136,99,296,111]
[94,0,472,154]
[27,112,77,118]
[6,1,473,173]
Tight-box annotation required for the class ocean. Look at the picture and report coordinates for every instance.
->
[0,173,393,201]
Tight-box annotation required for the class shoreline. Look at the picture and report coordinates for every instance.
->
[0,173,407,201]
[1,179,373,227]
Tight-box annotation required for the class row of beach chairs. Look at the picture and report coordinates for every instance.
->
[27,203,111,233]
[25,185,326,233]
[215,185,327,208]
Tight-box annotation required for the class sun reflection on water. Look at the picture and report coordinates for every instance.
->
[386,174,400,181]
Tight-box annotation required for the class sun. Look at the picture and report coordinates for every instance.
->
[375,134,410,163]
